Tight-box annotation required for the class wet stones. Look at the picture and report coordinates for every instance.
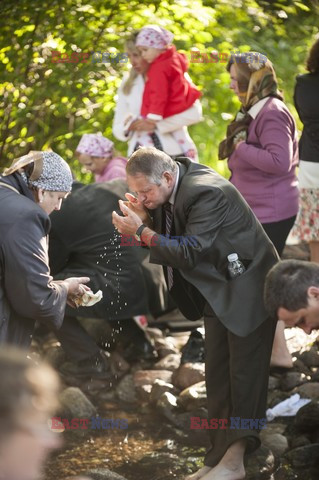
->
[178,381,207,411]
[133,369,173,386]
[295,382,319,400]
[280,372,309,391]
[299,347,319,368]
[153,353,181,371]
[172,363,205,390]
[59,387,96,419]
[149,379,179,404]
[82,469,128,480]
[115,374,137,404]
[295,401,319,431]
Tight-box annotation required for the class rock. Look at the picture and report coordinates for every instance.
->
[268,376,281,390]
[43,345,67,368]
[157,346,179,358]
[156,392,178,423]
[295,382,319,400]
[178,381,207,411]
[146,327,164,341]
[83,469,128,480]
[292,358,311,375]
[172,363,205,390]
[290,435,312,448]
[59,387,96,419]
[245,445,275,479]
[260,432,288,456]
[267,390,291,409]
[116,374,137,403]
[135,384,152,402]
[133,369,172,387]
[263,422,286,435]
[81,378,115,396]
[295,401,319,431]
[153,353,181,371]
[154,337,176,351]
[280,372,308,391]
[150,379,178,404]
[109,352,130,377]
[284,444,319,468]
[170,407,209,434]
[273,463,304,480]
[153,335,179,357]
[97,390,117,402]
[299,347,319,368]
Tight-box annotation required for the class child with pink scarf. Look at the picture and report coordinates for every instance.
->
[75,133,127,182]
[135,25,201,161]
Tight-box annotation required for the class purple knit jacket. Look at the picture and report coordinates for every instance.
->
[228,97,299,223]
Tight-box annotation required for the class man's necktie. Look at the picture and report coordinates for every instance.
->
[164,202,174,290]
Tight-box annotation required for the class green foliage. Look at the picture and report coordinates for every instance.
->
[0,0,318,180]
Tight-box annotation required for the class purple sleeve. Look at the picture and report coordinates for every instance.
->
[236,109,296,174]
[95,157,127,182]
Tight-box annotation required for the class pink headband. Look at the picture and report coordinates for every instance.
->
[136,25,174,49]
[76,133,114,157]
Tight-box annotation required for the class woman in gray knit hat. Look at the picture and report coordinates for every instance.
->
[0,150,90,348]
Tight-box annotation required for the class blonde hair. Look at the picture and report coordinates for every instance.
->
[122,32,140,95]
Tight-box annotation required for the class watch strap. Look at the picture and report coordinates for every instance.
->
[135,224,146,237]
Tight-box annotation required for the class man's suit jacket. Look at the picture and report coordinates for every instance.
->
[49,180,167,321]
[149,158,279,337]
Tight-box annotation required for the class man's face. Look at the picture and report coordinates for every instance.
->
[278,287,319,334]
[127,172,175,210]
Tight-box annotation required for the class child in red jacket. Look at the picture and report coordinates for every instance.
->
[136,25,201,161]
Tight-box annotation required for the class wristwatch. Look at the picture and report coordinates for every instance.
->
[135,224,147,241]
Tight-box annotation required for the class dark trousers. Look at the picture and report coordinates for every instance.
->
[203,304,277,467]
[54,315,100,361]
[262,215,296,257]
[54,316,149,362]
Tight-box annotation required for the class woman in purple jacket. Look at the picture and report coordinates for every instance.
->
[219,52,299,370]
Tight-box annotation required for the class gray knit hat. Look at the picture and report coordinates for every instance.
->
[3,151,73,192]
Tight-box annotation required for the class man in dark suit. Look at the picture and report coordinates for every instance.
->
[49,179,167,377]
[112,147,279,480]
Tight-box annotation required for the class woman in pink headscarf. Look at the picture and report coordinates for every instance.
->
[134,25,201,160]
[75,133,127,183]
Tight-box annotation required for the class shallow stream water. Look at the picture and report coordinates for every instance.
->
[45,401,205,480]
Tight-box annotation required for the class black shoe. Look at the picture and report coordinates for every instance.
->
[59,350,112,379]
[123,336,157,362]
[181,329,205,364]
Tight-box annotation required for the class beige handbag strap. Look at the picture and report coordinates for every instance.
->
[0,182,20,194]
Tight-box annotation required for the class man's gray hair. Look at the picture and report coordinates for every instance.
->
[126,147,178,184]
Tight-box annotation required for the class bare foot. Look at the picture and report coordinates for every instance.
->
[185,466,212,480]
[200,463,245,480]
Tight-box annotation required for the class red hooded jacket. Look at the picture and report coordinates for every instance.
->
[141,46,201,119]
